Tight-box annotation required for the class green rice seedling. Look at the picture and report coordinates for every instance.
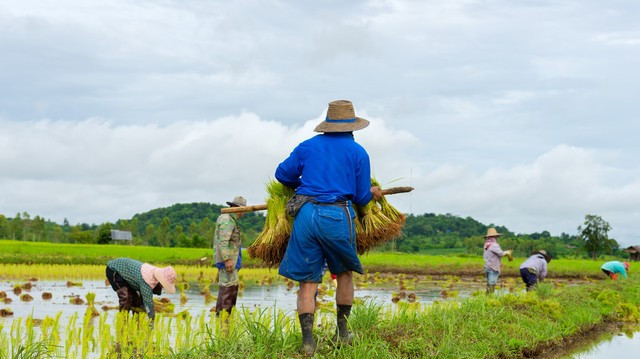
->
[66,280,82,287]
[85,292,100,317]
[80,310,95,358]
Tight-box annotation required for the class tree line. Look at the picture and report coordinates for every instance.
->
[0,204,623,259]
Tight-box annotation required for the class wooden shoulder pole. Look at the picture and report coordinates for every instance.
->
[220,186,414,214]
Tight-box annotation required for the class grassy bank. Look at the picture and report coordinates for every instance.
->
[2,276,638,358]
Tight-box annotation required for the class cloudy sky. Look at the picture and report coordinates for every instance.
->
[1,0,639,245]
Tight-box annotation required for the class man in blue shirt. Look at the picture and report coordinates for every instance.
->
[276,100,382,356]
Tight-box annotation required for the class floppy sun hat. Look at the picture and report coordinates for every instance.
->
[313,100,370,133]
[153,266,177,294]
[484,228,501,238]
[226,196,247,207]
[532,249,552,263]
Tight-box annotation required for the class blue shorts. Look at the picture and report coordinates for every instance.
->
[278,202,363,282]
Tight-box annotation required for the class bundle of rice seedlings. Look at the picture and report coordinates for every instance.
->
[20,293,33,302]
[153,297,175,313]
[247,180,294,266]
[354,178,405,254]
[42,292,52,300]
[248,178,407,264]
[85,292,100,317]
[0,308,13,317]
[69,296,84,305]
[178,282,189,305]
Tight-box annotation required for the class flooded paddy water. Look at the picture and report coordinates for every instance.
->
[0,272,617,358]
[1,273,491,321]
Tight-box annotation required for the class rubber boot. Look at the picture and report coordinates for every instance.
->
[116,287,132,311]
[486,284,495,294]
[334,304,353,345]
[299,313,316,357]
[215,285,239,316]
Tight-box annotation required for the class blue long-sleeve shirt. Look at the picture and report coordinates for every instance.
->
[275,132,372,206]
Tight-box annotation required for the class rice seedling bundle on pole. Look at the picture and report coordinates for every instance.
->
[247,181,295,267]
[244,179,411,266]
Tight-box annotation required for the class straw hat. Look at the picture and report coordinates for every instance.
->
[313,100,370,133]
[532,250,552,263]
[484,228,501,238]
[153,266,177,294]
[226,196,247,207]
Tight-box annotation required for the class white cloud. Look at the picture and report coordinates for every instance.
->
[414,145,640,245]
[0,114,418,223]
[1,0,639,247]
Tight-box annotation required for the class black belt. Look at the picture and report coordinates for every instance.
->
[312,200,349,206]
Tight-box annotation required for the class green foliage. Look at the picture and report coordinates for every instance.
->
[578,214,617,259]
[0,205,627,260]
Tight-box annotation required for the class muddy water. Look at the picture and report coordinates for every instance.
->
[561,329,640,359]
[0,278,487,321]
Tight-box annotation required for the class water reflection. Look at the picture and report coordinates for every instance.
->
[562,327,640,359]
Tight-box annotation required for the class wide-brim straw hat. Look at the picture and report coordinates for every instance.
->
[226,196,247,207]
[532,250,552,263]
[313,100,370,133]
[484,227,501,238]
[153,266,177,294]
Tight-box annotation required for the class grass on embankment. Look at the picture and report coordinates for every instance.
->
[0,239,612,278]
[164,276,640,359]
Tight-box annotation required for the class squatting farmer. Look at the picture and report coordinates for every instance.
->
[483,227,512,294]
[213,195,246,315]
[519,250,551,291]
[105,257,177,321]
[275,100,382,356]
[601,260,629,280]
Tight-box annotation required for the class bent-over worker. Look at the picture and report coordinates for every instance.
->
[105,257,177,321]
[601,261,629,280]
[519,250,551,291]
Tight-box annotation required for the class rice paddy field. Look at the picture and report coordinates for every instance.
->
[0,240,608,278]
[1,271,639,358]
[0,240,635,358]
